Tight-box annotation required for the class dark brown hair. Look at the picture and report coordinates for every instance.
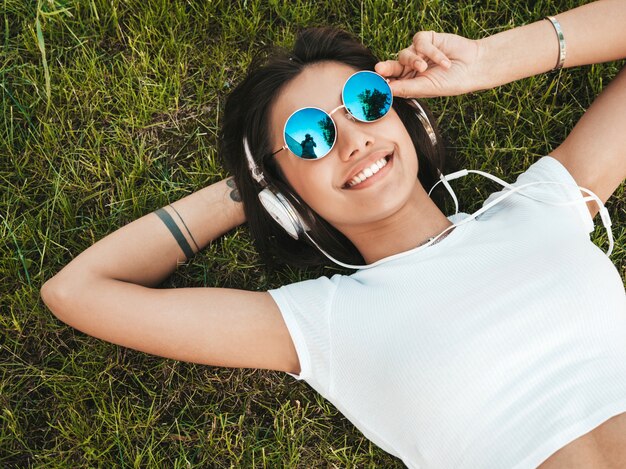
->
[219,27,454,269]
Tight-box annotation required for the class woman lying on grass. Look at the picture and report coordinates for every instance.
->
[42,1,626,467]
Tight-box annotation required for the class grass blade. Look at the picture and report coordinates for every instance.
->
[35,12,51,109]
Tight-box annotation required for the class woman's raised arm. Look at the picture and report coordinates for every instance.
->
[40,179,301,375]
[376,0,626,221]
[44,178,245,288]
[376,0,626,98]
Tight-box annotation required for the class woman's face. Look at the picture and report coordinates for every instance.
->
[269,61,420,232]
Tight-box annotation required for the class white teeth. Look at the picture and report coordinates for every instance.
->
[347,156,389,187]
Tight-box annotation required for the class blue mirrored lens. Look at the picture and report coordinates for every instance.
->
[284,107,335,159]
[342,71,392,122]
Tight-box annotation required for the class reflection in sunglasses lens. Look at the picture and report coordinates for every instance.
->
[284,107,335,159]
[343,71,392,122]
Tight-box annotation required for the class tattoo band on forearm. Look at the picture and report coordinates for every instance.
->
[168,204,200,252]
[154,207,196,259]
[226,177,242,202]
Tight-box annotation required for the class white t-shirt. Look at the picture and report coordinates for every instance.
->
[268,156,626,469]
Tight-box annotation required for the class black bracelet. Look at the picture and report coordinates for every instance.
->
[154,207,195,259]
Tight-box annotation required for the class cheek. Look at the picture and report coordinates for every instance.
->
[279,159,322,203]
[276,159,330,209]
[293,167,333,208]
[395,124,419,174]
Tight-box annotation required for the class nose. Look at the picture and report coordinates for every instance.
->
[334,112,375,162]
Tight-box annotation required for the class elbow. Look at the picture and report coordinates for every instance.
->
[40,275,77,324]
[40,277,63,319]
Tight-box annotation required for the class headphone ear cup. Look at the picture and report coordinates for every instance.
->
[258,186,308,240]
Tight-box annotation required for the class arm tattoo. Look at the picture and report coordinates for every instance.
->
[154,207,195,259]
[226,177,242,203]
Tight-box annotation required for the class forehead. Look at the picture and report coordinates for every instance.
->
[271,61,358,123]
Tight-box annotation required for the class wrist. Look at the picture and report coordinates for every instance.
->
[471,37,493,92]
[476,20,558,90]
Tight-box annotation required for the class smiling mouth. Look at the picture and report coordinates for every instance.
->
[343,153,393,189]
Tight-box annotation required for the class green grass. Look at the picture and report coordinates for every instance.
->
[2,0,624,467]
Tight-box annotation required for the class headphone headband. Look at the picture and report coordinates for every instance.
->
[407,98,437,146]
[243,137,266,186]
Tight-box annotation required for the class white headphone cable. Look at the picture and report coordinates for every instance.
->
[306,177,613,270]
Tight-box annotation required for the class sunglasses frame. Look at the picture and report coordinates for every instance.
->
[270,70,393,161]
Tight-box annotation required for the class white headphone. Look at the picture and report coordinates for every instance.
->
[243,101,614,269]
[244,136,310,240]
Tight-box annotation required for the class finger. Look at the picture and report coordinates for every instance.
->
[375,60,406,78]
[386,73,417,84]
[376,60,419,80]
[389,76,438,99]
[412,31,451,68]
[398,48,429,73]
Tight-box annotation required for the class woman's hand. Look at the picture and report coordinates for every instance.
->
[375,31,483,98]
[379,1,626,99]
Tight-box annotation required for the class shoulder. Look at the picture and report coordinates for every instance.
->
[478,156,595,234]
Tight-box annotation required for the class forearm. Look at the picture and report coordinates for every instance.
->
[47,178,246,288]
[478,0,626,90]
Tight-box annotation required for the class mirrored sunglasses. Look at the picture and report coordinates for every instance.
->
[271,70,393,160]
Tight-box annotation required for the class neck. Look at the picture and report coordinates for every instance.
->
[337,183,454,264]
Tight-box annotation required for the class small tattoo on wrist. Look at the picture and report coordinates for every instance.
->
[227,178,242,202]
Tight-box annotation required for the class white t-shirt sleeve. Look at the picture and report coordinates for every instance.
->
[485,156,596,235]
[267,274,342,396]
